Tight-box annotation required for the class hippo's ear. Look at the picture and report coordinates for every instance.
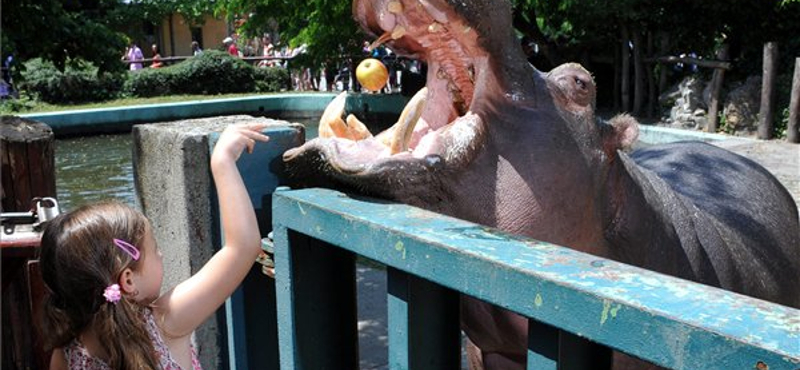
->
[600,114,639,159]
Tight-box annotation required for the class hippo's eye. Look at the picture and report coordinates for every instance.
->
[575,77,586,90]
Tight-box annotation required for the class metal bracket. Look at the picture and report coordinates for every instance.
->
[257,231,275,277]
[1,197,61,233]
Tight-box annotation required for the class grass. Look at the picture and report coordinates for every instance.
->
[0,92,291,115]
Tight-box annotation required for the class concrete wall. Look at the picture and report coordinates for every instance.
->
[22,93,411,137]
[133,115,303,370]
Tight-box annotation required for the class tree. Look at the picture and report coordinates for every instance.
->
[214,0,366,67]
[1,0,218,74]
[511,0,799,114]
[2,0,129,72]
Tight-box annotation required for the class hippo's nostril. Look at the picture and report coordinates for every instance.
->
[424,154,444,169]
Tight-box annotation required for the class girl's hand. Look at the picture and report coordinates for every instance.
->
[212,123,270,165]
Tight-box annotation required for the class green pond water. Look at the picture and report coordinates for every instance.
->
[55,118,320,212]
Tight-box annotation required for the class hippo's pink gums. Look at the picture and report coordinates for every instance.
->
[283,0,800,368]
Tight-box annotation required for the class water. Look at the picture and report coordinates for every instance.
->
[55,118,320,212]
[56,134,138,211]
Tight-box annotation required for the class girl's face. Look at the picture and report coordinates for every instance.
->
[133,225,164,305]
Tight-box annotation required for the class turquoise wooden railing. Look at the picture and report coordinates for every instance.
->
[271,187,800,370]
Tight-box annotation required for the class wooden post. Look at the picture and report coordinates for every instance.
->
[613,43,621,112]
[646,32,656,118]
[788,58,800,143]
[1,116,56,212]
[758,42,779,140]
[657,33,670,95]
[621,26,631,112]
[707,43,730,133]
[1,115,56,370]
[632,30,645,116]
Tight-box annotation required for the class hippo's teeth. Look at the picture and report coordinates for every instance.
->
[370,31,394,50]
[428,22,444,33]
[319,93,374,141]
[468,65,475,83]
[391,25,406,40]
[345,114,373,140]
[319,92,348,138]
[387,1,403,14]
[390,87,428,154]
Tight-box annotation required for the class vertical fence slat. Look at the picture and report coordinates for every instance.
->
[528,320,613,370]
[388,267,460,370]
[528,320,559,370]
[559,331,613,370]
[275,228,358,370]
[388,268,411,369]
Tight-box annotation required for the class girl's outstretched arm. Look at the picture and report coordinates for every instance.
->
[156,122,269,337]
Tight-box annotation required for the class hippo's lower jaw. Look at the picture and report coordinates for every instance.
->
[282,86,485,175]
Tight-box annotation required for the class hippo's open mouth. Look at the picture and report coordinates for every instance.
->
[283,0,488,176]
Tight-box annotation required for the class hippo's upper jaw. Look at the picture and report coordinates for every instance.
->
[283,0,538,196]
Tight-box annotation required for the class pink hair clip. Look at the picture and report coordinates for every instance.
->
[113,238,140,260]
[103,284,122,304]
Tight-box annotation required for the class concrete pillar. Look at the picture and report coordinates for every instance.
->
[133,115,303,370]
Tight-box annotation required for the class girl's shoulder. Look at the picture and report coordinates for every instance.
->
[145,307,204,370]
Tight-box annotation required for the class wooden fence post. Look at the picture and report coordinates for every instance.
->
[1,116,56,212]
[621,26,631,113]
[758,42,778,140]
[1,115,56,370]
[707,43,730,133]
[632,30,645,116]
[788,58,800,143]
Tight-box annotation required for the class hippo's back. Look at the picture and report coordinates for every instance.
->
[631,141,800,308]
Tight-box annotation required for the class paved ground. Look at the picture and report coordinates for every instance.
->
[714,140,800,209]
[355,138,799,370]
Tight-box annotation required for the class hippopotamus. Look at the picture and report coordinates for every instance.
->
[282,0,800,368]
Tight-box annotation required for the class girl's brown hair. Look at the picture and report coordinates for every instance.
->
[39,201,160,369]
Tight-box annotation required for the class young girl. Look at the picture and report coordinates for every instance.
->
[40,123,270,370]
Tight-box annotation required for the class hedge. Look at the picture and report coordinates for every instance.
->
[124,50,290,97]
[20,59,125,104]
[19,52,291,104]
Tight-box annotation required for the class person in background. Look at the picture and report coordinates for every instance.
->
[123,41,144,71]
[41,123,270,370]
[191,41,203,56]
[150,44,164,68]
[224,36,240,57]
[257,34,276,68]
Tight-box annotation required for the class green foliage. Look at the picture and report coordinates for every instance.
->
[215,0,365,68]
[774,72,794,138]
[19,58,125,104]
[2,0,128,73]
[125,0,216,26]
[254,67,291,93]
[0,95,37,114]
[124,50,287,97]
